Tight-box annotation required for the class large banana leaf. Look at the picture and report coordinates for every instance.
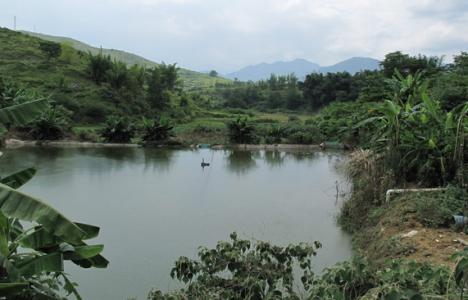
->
[68,245,104,260]
[20,223,101,250]
[0,228,8,256]
[0,99,49,127]
[72,253,109,268]
[75,222,100,240]
[0,253,20,281]
[18,226,108,268]
[0,182,85,243]
[17,252,63,276]
[19,227,60,250]
[0,212,8,256]
[0,168,36,189]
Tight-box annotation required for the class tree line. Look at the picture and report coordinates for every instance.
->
[209,51,468,111]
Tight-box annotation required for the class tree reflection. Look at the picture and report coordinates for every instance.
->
[143,148,175,172]
[286,151,317,162]
[263,151,285,168]
[225,150,257,175]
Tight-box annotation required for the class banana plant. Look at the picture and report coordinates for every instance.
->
[356,71,467,185]
[140,117,174,143]
[0,99,108,299]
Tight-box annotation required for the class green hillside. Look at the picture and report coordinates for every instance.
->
[0,27,108,120]
[21,30,231,90]
[0,27,197,123]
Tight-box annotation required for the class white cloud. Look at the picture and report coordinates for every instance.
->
[0,0,467,72]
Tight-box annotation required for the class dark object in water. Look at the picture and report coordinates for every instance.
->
[201,158,210,167]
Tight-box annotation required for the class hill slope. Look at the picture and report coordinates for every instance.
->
[0,27,113,122]
[21,30,230,90]
[226,57,381,81]
[0,27,213,124]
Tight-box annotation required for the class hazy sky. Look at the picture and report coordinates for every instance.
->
[1,0,467,73]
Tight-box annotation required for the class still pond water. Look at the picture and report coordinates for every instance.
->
[1,147,352,300]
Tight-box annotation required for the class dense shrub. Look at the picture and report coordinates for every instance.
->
[282,124,323,144]
[38,40,62,60]
[227,117,257,144]
[415,186,468,227]
[358,71,468,186]
[100,116,135,143]
[149,232,321,299]
[29,105,71,140]
[311,257,452,299]
[140,117,174,143]
[339,149,395,232]
[264,125,284,144]
[87,51,112,84]
[315,101,377,145]
[149,235,468,300]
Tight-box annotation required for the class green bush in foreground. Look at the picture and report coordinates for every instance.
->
[149,232,321,299]
[311,258,452,299]
[150,233,468,300]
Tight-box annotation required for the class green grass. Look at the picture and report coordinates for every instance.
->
[170,110,316,144]
[0,28,122,123]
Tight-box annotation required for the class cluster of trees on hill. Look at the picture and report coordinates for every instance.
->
[209,51,468,111]
[35,41,196,124]
[86,51,181,112]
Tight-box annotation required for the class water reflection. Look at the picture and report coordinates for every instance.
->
[143,149,175,173]
[286,151,317,162]
[83,147,139,162]
[263,151,285,168]
[0,147,65,175]
[225,150,257,174]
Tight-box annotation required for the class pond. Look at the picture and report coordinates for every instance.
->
[1,147,352,300]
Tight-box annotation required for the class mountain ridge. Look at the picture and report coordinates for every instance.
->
[226,57,381,81]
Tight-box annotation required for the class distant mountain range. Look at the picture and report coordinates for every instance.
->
[225,57,381,81]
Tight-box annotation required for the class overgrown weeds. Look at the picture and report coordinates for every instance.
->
[339,149,396,232]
